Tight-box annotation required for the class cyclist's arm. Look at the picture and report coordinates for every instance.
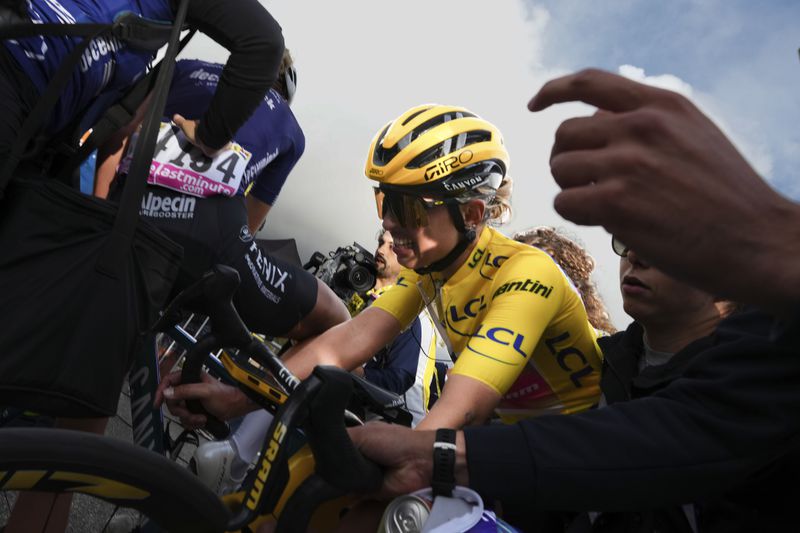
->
[416,374,500,430]
[246,137,305,232]
[245,194,271,234]
[281,306,403,380]
[348,422,469,498]
[94,136,128,198]
[180,0,284,151]
[418,254,565,430]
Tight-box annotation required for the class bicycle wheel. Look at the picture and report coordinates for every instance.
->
[0,428,229,533]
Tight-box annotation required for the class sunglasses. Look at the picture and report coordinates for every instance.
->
[373,188,449,228]
[611,236,629,258]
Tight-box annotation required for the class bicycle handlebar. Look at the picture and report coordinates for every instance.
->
[304,366,384,492]
[155,265,250,439]
[156,265,387,531]
[154,265,251,348]
[275,366,386,532]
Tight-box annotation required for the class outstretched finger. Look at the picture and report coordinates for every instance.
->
[528,68,655,113]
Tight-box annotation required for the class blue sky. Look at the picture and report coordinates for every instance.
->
[525,0,800,199]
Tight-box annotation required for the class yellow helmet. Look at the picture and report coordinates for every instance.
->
[365,104,509,198]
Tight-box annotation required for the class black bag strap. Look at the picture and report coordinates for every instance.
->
[0,8,188,194]
[0,11,176,51]
[60,27,197,179]
[95,0,190,277]
[0,25,105,193]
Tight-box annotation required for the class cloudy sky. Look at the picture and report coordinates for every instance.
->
[181,0,800,329]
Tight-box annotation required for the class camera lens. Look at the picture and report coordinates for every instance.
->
[347,265,376,293]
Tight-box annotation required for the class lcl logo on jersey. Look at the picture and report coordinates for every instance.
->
[467,247,508,272]
[472,324,528,358]
[449,295,487,322]
[545,331,594,388]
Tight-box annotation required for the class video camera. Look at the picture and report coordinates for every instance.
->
[304,243,377,313]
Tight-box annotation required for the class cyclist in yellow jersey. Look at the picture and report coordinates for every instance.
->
[278,104,603,430]
[375,225,601,423]
[159,104,603,433]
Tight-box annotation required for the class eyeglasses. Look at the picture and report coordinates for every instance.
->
[611,236,629,258]
[373,187,448,228]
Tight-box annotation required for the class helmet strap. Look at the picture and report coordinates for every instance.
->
[414,203,477,275]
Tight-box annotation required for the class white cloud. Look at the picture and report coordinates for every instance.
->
[615,64,775,184]
[618,64,694,97]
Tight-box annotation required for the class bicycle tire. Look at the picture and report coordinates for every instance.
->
[0,428,229,533]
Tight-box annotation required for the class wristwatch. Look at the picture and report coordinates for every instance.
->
[431,428,456,497]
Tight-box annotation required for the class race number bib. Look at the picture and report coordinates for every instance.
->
[121,122,252,198]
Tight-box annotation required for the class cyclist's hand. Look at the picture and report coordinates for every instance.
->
[154,371,249,429]
[348,421,434,499]
[172,114,231,158]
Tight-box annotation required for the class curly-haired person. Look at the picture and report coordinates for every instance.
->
[514,226,616,335]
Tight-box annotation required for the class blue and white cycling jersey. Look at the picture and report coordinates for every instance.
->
[363,286,451,427]
[159,59,305,204]
[4,0,173,133]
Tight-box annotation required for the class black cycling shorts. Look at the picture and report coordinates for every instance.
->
[135,186,318,336]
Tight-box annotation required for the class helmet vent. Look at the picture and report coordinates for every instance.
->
[373,111,477,166]
[407,130,491,169]
[401,107,433,126]
[372,124,397,166]
[400,111,477,150]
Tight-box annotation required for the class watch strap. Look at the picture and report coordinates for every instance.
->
[431,428,456,497]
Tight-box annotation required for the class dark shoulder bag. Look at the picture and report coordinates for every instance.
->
[0,1,190,417]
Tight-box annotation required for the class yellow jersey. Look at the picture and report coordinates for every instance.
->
[372,226,603,423]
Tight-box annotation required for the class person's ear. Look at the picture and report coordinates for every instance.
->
[461,199,485,228]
